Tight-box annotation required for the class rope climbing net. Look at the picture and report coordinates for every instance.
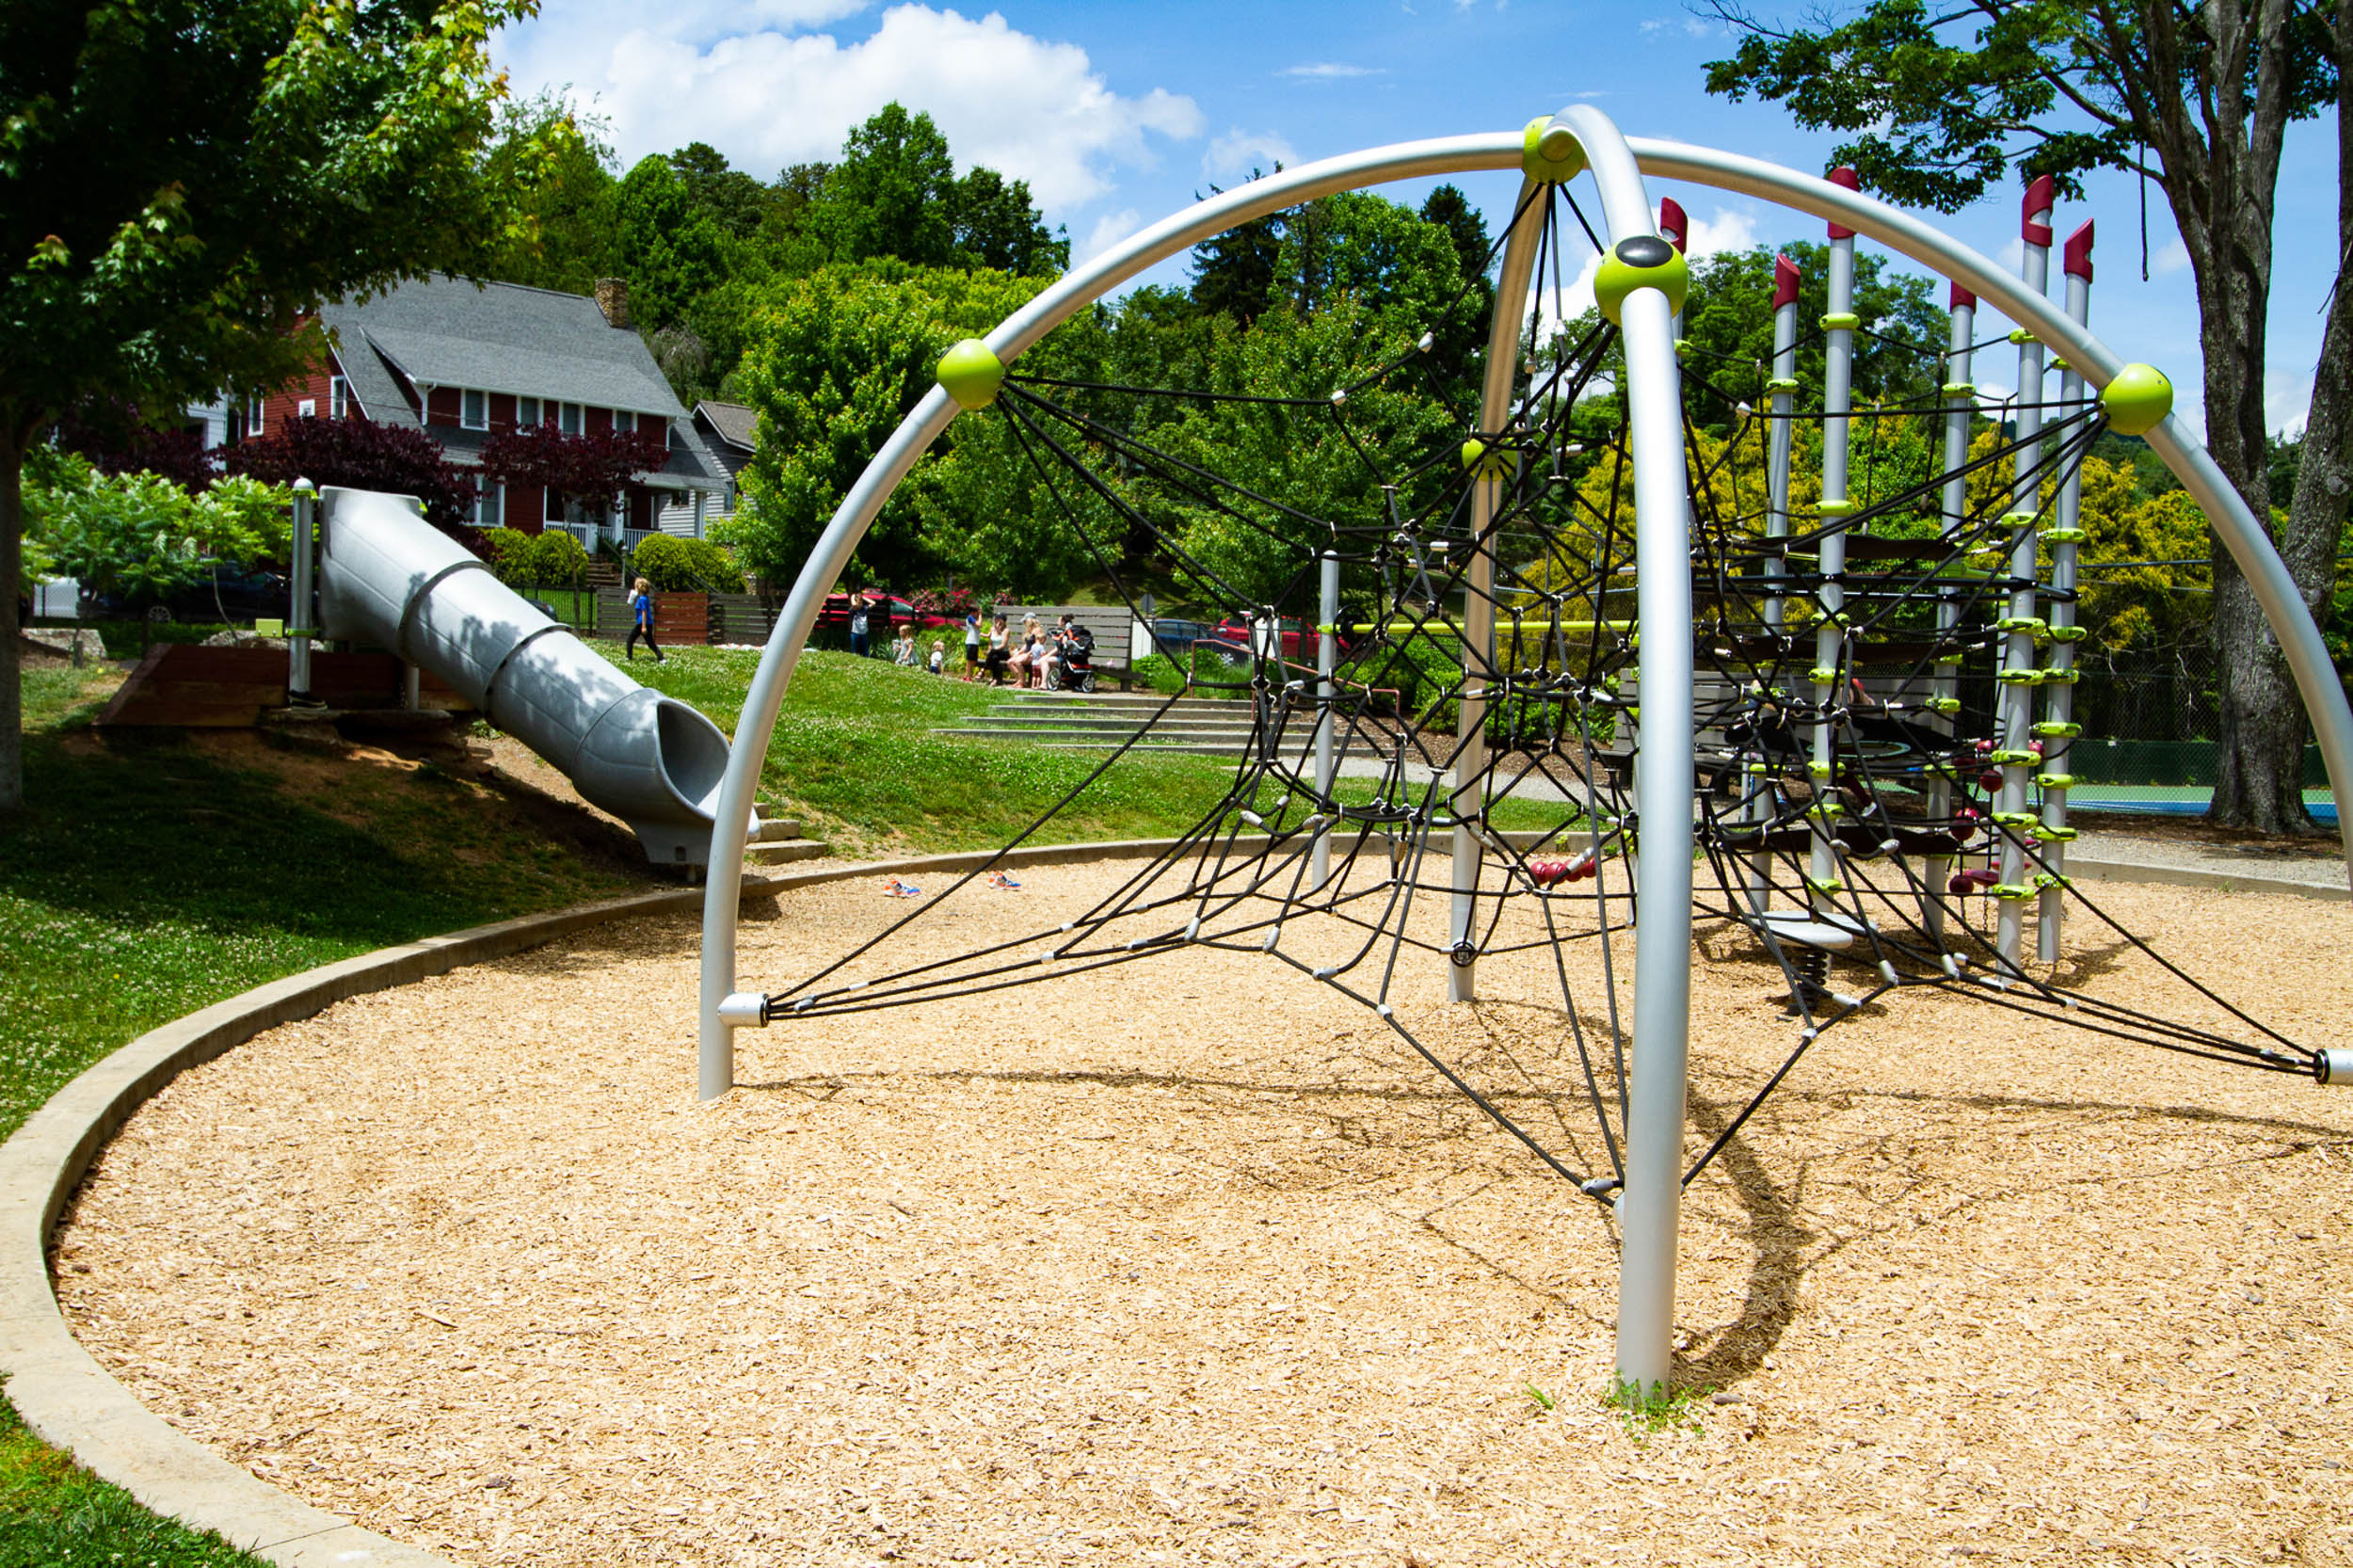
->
[698,110,2351,1389]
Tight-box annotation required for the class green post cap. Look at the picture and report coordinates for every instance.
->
[2101,362,2172,435]
[1593,234,1689,325]
[1460,438,1512,480]
[936,338,1005,410]
[1523,117,1585,184]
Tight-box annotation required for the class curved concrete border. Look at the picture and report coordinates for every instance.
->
[3,840,2337,1565]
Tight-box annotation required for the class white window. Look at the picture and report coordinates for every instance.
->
[461,389,488,430]
[560,402,583,436]
[517,395,538,426]
[243,393,264,436]
[614,409,634,434]
[297,397,316,418]
[472,482,504,529]
[329,376,348,418]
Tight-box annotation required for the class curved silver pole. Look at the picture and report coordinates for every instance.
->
[696,133,1541,1096]
[1552,104,1693,1403]
[1451,175,1549,1003]
[1625,137,2353,880]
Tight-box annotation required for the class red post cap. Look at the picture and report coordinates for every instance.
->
[1774,252,1802,310]
[1950,281,1978,311]
[1826,166,1860,241]
[1659,195,1688,253]
[2063,218,2094,281]
[2023,172,2056,248]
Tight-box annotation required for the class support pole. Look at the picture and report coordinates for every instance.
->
[288,480,315,702]
[1924,286,1977,939]
[1808,170,1861,920]
[2039,221,2093,962]
[1312,550,1339,892]
[1449,169,1548,1004]
[1548,103,1694,1404]
[1997,176,2056,976]
[1752,254,1801,912]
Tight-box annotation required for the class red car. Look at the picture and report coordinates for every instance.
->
[1209,615,1322,660]
[815,592,955,632]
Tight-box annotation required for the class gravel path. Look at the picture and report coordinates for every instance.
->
[56,860,2353,1568]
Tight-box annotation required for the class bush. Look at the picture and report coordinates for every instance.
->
[522,529,589,586]
[632,532,740,592]
[479,527,535,584]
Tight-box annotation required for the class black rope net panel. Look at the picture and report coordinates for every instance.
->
[759,180,2324,1210]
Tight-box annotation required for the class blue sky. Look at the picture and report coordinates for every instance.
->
[495,0,2341,438]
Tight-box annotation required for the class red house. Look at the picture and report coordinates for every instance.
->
[224,275,730,544]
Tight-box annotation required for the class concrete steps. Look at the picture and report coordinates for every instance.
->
[745,811,827,865]
[935,690,1270,754]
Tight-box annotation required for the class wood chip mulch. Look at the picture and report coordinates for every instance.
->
[55,860,2353,1567]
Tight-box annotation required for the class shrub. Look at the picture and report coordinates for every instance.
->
[479,527,536,584]
[632,532,740,592]
[221,415,474,536]
[522,529,589,586]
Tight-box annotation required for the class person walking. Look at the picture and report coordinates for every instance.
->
[892,624,918,666]
[962,611,983,680]
[625,576,664,663]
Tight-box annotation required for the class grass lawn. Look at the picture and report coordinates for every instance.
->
[610,643,1581,858]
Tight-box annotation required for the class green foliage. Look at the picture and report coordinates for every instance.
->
[24,455,289,606]
[725,263,1048,587]
[478,90,619,295]
[613,154,743,334]
[808,104,1066,277]
[631,532,739,591]
[1702,1,2337,211]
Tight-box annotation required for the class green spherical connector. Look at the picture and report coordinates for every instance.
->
[1523,117,1585,184]
[2101,362,2173,436]
[936,338,1005,410]
[1593,234,1689,326]
[1460,437,1512,481]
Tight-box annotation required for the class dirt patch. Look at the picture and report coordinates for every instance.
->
[57,862,2353,1567]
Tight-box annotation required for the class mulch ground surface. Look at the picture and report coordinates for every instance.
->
[55,858,2353,1567]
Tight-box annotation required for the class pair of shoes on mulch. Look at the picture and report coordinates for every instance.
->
[881,875,921,898]
[985,871,1021,891]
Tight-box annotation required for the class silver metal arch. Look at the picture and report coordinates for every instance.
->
[692,107,2353,1404]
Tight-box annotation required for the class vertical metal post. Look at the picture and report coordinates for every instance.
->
[1659,196,1689,346]
[1547,102,1693,1403]
[1924,286,1977,938]
[2040,220,2093,962]
[1312,550,1339,892]
[288,480,316,701]
[1997,175,2055,976]
[1753,255,1801,910]
[1449,463,1499,1002]
[1809,170,1861,919]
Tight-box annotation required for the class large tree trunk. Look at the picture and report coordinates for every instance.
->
[1,422,23,812]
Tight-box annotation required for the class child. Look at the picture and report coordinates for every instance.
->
[625,576,663,663]
[928,640,946,676]
[962,611,983,680]
[892,625,918,666]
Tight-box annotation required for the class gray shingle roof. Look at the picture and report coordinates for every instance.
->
[696,400,757,453]
[319,276,686,420]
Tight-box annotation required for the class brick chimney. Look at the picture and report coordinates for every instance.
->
[594,277,631,329]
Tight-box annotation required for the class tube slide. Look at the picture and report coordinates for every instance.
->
[315,487,728,865]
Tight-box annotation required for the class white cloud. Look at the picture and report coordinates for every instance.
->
[1526,253,1604,342]
[2153,236,2191,277]
[1205,128,1298,179]
[498,3,1202,213]
[2269,367,2313,439]
[1075,208,1142,266]
[1280,62,1384,79]
[1682,204,1758,260]
[1641,13,1714,36]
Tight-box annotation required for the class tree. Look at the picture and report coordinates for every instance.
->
[481,90,618,295]
[0,0,533,809]
[1703,0,2350,833]
[812,104,961,268]
[476,424,670,528]
[222,415,476,536]
[612,154,741,335]
[1190,174,1286,327]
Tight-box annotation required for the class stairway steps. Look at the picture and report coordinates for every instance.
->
[746,840,827,865]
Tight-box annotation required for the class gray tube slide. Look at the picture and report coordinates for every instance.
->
[315,486,728,865]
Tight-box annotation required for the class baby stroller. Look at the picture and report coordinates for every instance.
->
[1046,623,1097,693]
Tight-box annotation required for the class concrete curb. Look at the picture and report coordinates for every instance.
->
[2064,854,2350,902]
[7,838,2340,1566]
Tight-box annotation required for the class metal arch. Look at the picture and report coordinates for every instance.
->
[1623,136,2353,880]
[1550,104,1696,1401]
[696,133,1539,1100]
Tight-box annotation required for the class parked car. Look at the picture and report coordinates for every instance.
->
[814,591,956,633]
[85,566,290,624]
[1208,615,1323,661]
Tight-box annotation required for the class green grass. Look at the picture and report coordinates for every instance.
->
[603,642,1581,856]
[0,1395,264,1568]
